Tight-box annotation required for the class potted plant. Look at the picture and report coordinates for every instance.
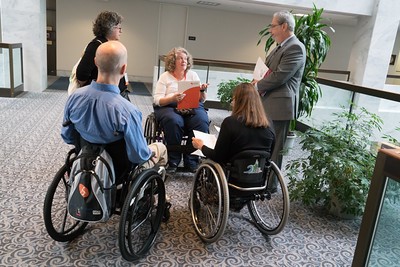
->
[286,105,384,218]
[257,4,334,122]
[217,77,251,109]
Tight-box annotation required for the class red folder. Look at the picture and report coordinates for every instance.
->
[177,81,201,110]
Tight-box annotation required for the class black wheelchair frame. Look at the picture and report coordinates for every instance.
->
[188,150,290,243]
[43,148,168,261]
[144,112,199,171]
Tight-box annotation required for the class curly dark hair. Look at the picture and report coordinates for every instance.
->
[164,47,193,73]
[92,11,123,37]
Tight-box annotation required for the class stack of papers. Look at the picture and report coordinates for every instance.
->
[191,130,217,157]
[253,57,269,80]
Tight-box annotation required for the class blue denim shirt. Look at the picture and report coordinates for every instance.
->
[61,81,151,164]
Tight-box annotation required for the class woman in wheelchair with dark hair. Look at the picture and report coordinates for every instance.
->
[153,47,209,173]
[192,82,275,163]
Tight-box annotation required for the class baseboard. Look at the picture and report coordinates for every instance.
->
[55,71,153,84]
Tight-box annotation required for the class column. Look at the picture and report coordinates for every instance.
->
[348,0,400,89]
[0,0,46,92]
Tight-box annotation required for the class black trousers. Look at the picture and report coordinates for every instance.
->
[269,120,289,189]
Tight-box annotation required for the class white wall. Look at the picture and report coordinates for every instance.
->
[57,0,160,82]
[1,0,46,92]
[56,0,359,83]
[185,6,267,63]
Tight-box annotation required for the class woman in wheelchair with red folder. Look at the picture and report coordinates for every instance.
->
[192,82,275,165]
[153,47,209,174]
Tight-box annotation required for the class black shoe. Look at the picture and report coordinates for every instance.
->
[188,166,197,173]
[268,187,278,194]
[183,165,198,173]
[231,200,247,212]
[166,164,177,174]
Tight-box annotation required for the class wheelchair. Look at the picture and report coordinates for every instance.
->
[144,112,163,145]
[43,148,167,261]
[144,111,193,149]
[144,112,198,168]
[189,150,290,243]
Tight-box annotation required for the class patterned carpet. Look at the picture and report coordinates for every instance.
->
[0,90,362,266]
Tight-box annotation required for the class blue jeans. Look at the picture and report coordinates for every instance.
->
[154,103,209,168]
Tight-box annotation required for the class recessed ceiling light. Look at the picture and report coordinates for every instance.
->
[196,1,221,7]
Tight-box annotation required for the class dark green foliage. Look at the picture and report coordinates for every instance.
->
[286,106,383,216]
[217,77,251,108]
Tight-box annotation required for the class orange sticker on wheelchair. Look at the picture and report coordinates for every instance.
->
[79,184,89,198]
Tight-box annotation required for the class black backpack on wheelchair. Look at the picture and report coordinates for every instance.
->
[67,143,116,222]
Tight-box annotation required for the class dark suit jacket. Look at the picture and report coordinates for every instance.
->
[257,35,306,121]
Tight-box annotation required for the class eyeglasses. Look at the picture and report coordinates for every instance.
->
[269,23,283,29]
[113,25,122,31]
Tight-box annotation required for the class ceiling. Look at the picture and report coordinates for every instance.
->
[46,0,360,26]
[147,0,360,26]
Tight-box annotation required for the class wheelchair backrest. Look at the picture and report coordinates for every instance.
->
[226,150,270,189]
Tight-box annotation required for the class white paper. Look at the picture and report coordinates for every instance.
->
[191,130,217,157]
[177,80,200,94]
[253,57,269,80]
[214,125,220,133]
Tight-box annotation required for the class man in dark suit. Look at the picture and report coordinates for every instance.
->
[254,10,306,190]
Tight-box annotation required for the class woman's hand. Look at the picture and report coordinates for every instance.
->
[200,83,208,102]
[173,92,186,103]
[201,83,208,91]
[192,137,204,150]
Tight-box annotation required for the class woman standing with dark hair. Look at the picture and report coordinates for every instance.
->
[76,11,130,99]
[192,83,275,163]
[153,47,209,173]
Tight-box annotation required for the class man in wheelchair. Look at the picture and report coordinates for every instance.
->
[61,41,167,184]
[47,41,169,261]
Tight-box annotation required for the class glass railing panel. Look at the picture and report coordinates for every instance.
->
[298,84,353,129]
[192,65,253,102]
[0,47,10,88]
[13,47,23,87]
[367,177,400,266]
[301,83,400,144]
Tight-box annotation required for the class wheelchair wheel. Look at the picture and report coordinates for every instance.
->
[43,164,88,242]
[144,112,158,145]
[118,169,166,261]
[189,160,229,243]
[247,161,290,235]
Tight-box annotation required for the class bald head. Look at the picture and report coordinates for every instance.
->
[95,41,127,76]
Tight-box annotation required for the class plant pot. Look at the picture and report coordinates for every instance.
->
[283,133,296,154]
[329,195,360,220]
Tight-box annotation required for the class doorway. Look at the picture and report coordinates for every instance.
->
[46,0,56,76]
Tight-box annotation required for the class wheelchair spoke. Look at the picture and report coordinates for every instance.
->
[248,161,289,235]
[44,162,88,242]
[119,171,166,261]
